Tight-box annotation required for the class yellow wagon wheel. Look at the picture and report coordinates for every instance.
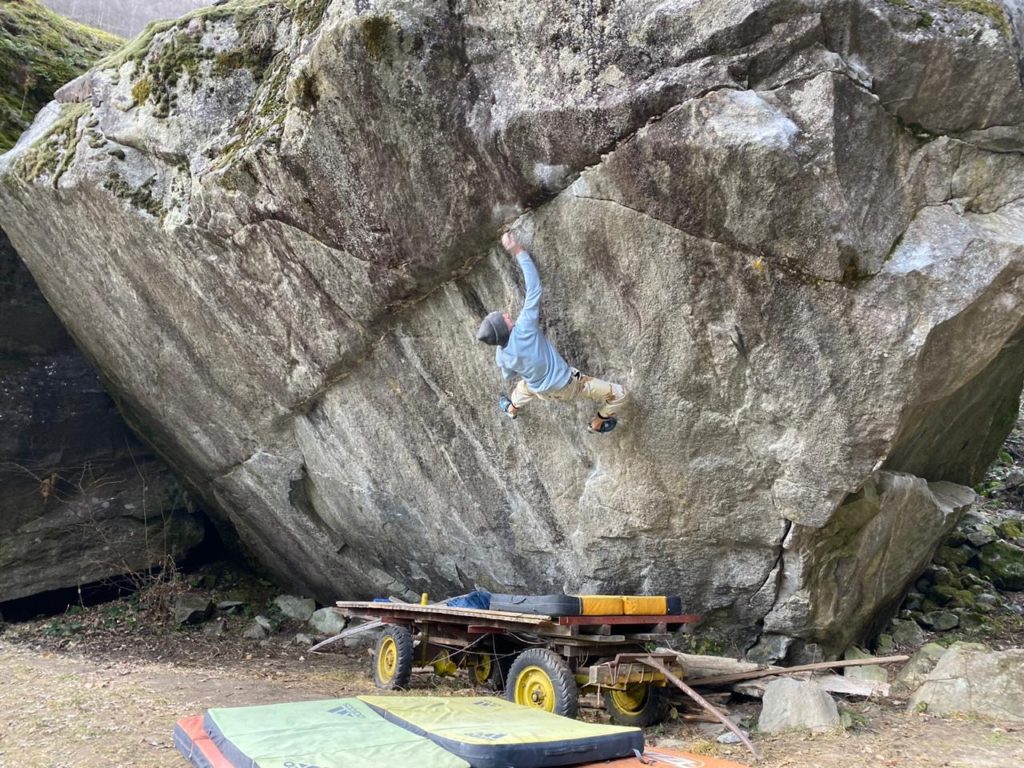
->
[432,651,458,677]
[603,683,668,726]
[505,648,578,718]
[372,625,413,689]
[468,653,493,686]
[515,666,556,708]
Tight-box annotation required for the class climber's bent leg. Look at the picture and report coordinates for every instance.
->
[507,378,539,415]
[577,373,627,418]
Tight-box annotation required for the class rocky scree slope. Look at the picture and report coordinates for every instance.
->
[0,1,201,604]
[2,0,1024,660]
[0,0,120,151]
[40,0,215,38]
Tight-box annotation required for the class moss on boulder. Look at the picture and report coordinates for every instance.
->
[979,540,1024,590]
[934,545,972,568]
[997,519,1023,540]
[10,101,89,184]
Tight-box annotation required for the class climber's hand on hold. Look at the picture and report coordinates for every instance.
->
[501,231,523,256]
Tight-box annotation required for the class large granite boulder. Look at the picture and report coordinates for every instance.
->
[758,678,840,733]
[909,644,1024,722]
[2,0,1023,657]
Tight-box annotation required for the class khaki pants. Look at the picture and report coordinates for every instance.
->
[510,369,627,417]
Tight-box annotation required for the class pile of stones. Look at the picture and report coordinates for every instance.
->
[883,411,1024,639]
[892,507,1024,635]
[173,592,369,648]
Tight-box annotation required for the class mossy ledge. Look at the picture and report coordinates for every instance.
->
[7,0,335,180]
[10,101,90,186]
[884,0,1012,38]
[101,0,330,75]
[945,0,1011,36]
[120,0,325,119]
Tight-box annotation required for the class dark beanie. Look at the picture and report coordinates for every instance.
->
[477,311,510,347]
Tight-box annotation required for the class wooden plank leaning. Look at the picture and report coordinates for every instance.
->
[312,593,479,653]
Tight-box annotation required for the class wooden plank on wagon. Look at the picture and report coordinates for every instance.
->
[466,625,507,635]
[556,634,629,645]
[557,614,701,626]
[335,600,553,624]
[622,633,671,642]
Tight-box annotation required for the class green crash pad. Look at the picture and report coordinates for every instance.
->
[203,698,470,768]
[360,696,644,768]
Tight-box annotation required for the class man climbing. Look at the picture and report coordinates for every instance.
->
[476,232,627,433]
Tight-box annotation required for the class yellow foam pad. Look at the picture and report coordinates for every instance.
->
[576,595,624,615]
[621,596,668,615]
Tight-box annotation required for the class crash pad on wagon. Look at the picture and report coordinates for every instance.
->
[173,715,233,768]
[574,595,685,616]
[489,593,685,617]
[360,695,643,768]
[202,698,470,768]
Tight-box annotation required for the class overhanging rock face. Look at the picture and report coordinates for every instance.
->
[2,0,1023,658]
[0,228,202,603]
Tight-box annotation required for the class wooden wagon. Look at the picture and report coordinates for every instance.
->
[334,600,702,726]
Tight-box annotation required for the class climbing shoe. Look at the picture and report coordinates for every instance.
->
[588,414,617,434]
[498,394,517,419]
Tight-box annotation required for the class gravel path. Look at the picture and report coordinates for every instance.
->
[1,638,1022,768]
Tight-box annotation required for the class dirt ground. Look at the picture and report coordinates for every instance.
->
[1,623,1022,768]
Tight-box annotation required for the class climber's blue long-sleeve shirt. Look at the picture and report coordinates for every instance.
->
[495,251,573,393]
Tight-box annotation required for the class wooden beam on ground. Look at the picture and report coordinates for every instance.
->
[309,618,383,653]
[733,673,890,699]
[687,654,909,688]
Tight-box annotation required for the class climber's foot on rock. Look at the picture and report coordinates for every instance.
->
[499,395,518,419]
[589,413,617,433]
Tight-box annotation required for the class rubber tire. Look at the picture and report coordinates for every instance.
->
[372,625,414,689]
[506,648,578,718]
[602,684,668,726]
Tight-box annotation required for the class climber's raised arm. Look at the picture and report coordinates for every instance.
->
[502,233,541,326]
